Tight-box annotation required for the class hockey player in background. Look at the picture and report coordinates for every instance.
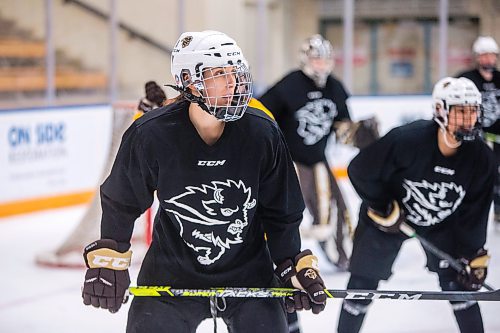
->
[337,77,494,333]
[81,30,327,332]
[457,36,500,225]
[260,34,353,272]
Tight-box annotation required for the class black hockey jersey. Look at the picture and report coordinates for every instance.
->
[260,70,351,165]
[348,120,495,258]
[99,100,305,288]
[457,68,500,134]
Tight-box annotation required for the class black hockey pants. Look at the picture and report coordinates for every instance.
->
[126,295,288,333]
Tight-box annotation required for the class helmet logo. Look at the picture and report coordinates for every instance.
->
[181,36,193,48]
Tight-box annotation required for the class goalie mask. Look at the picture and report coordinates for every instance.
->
[432,77,482,144]
[299,34,335,88]
[170,30,253,122]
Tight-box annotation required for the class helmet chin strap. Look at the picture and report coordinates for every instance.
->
[440,126,462,149]
[166,84,211,113]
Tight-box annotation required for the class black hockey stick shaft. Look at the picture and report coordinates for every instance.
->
[399,222,495,291]
[128,286,500,302]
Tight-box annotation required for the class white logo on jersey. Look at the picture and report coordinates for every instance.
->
[296,98,337,145]
[480,83,500,127]
[402,179,465,226]
[163,179,256,265]
[307,91,323,99]
[434,166,455,175]
[198,160,226,166]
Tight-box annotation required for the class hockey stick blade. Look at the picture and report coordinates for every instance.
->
[128,286,500,302]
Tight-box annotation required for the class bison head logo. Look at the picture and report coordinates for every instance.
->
[402,179,465,226]
[164,179,256,265]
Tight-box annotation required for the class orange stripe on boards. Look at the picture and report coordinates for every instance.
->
[332,167,348,179]
[0,190,95,218]
[0,169,348,218]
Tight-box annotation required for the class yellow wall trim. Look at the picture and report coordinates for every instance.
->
[0,190,95,218]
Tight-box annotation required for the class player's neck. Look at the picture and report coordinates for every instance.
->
[189,103,225,146]
[478,68,493,81]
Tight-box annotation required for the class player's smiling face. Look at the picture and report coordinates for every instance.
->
[201,66,237,107]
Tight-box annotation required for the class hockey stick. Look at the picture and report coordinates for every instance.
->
[399,222,495,291]
[128,286,500,302]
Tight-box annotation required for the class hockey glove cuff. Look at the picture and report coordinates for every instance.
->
[457,248,489,291]
[82,239,132,313]
[275,250,327,314]
[367,200,404,233]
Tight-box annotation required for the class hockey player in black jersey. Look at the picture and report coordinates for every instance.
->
[337,77,494,333]
[260,34,353,272]
[457,36,500,225]
[81,30,327,333]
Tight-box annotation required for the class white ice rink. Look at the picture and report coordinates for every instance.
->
[1,179,500,333]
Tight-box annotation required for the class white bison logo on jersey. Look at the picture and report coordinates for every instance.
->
[402,179,465,226]
[296,98,337,145]
[164,179,256,265]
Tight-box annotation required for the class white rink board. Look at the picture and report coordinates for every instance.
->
[0,105,112,203]
[349,95,434,135]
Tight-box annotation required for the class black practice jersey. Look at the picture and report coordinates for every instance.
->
[99,100,305,288]
[348,120,495,258]
[260,70,351,165]
[457,68,500,134]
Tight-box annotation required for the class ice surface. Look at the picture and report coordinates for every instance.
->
[1,166,500,333]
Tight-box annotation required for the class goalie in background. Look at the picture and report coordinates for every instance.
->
[337,77,494,333]
[260,34,359,272]
[34,81,167,268]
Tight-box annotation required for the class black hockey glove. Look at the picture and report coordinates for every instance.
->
[367,200,404,233]
[137,81,166,113]
[457,248,490,291]
[275,249,327,314]
[82,239,132,313]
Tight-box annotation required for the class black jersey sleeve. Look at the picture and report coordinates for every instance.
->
[453,149,495,258]
[347,127,402,211]
[259,81,286,121]
[331,78,351,122]
[259,127,304,264]
[99,124,157,250]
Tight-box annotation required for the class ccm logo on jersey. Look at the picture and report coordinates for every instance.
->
[434,166,455,175]
[198,160,226,166]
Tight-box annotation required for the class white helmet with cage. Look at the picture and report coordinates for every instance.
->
[299,34,335,88]
[170,30,253,122]
[473,36,499,55]
[432,77,482,142]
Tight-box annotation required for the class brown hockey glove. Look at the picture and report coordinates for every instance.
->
[137,81,166,113]
[275,250,327,314]
[367,200,404,233]
[457,248,490,291]
[82,239,132,313]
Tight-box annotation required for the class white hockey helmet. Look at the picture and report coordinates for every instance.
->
[473,36,499,55]
[299,34,335,88]
[170,30,252,122]
[432,77,482,141]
